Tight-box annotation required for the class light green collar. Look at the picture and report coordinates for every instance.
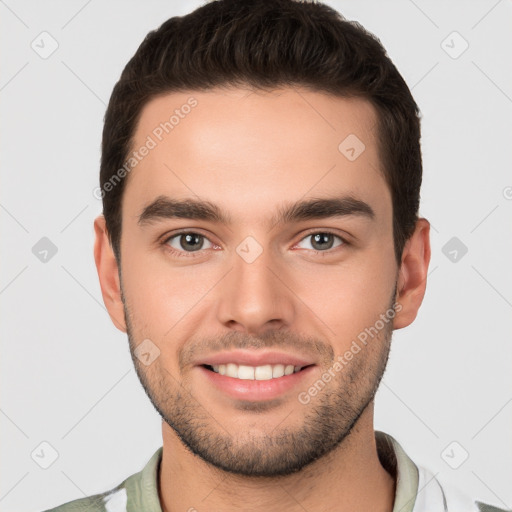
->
[376,430,419,512]
[132,431,418,512]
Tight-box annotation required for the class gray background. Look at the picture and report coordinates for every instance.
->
[1,1,511,511]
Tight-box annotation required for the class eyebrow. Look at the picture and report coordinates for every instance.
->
[137,194,375,229]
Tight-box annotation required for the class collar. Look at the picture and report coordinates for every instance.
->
[130,430,419,512]
[375,430,420,512]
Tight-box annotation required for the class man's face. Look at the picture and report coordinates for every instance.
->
[118,87,398,476]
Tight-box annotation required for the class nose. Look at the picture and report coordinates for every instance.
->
[215,242,296,335]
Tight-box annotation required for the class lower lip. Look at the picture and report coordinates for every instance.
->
[197,365,316,401]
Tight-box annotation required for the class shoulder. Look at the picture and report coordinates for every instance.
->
[40,486,125,512]
[41,486,128,512]
[380,431,511,512]
[415,464,511,512]
[41,447,162,512]
[476,502,512,512]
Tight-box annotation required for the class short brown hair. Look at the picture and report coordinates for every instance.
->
[100,0,422,265]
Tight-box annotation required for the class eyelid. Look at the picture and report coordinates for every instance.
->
[297,227,350,242]
[161,228,216,244]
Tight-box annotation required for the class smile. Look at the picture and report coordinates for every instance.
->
[205,363,308,380]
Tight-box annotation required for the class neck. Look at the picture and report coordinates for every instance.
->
[158,404,396,512]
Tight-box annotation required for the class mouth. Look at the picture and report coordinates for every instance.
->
[202,363,313,380]
[198,362,317,402]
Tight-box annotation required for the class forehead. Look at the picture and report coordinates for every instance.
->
[123,87,389,225]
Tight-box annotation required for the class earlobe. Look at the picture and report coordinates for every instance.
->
[393,218,431,329]
[93,215,127,333]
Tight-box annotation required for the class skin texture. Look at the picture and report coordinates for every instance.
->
[94,87,431,512]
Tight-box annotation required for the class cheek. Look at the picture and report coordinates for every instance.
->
[119,244,170,332]
[294,252,396,345]
[120,245,216,337]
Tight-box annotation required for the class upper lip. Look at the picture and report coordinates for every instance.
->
[195,350,316,368]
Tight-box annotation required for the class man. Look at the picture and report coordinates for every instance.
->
[46,0,508,511]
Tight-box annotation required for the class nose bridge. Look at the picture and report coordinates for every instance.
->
[215,236,294,333]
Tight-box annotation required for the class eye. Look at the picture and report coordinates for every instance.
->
[163,232,215,255]
[295,231,346,252]
[160,230,347,259]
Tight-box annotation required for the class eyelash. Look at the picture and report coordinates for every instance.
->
[160,230,349,259]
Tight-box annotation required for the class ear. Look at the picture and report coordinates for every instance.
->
[93,214,127,333]
[393,218,431,329]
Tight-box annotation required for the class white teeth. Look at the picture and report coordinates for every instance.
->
[272,364,285,378]
[254,365,273,380]
[209,363,305,380]
[226,363,238,378]
[284,365,294,375]
[237,365,255,380]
